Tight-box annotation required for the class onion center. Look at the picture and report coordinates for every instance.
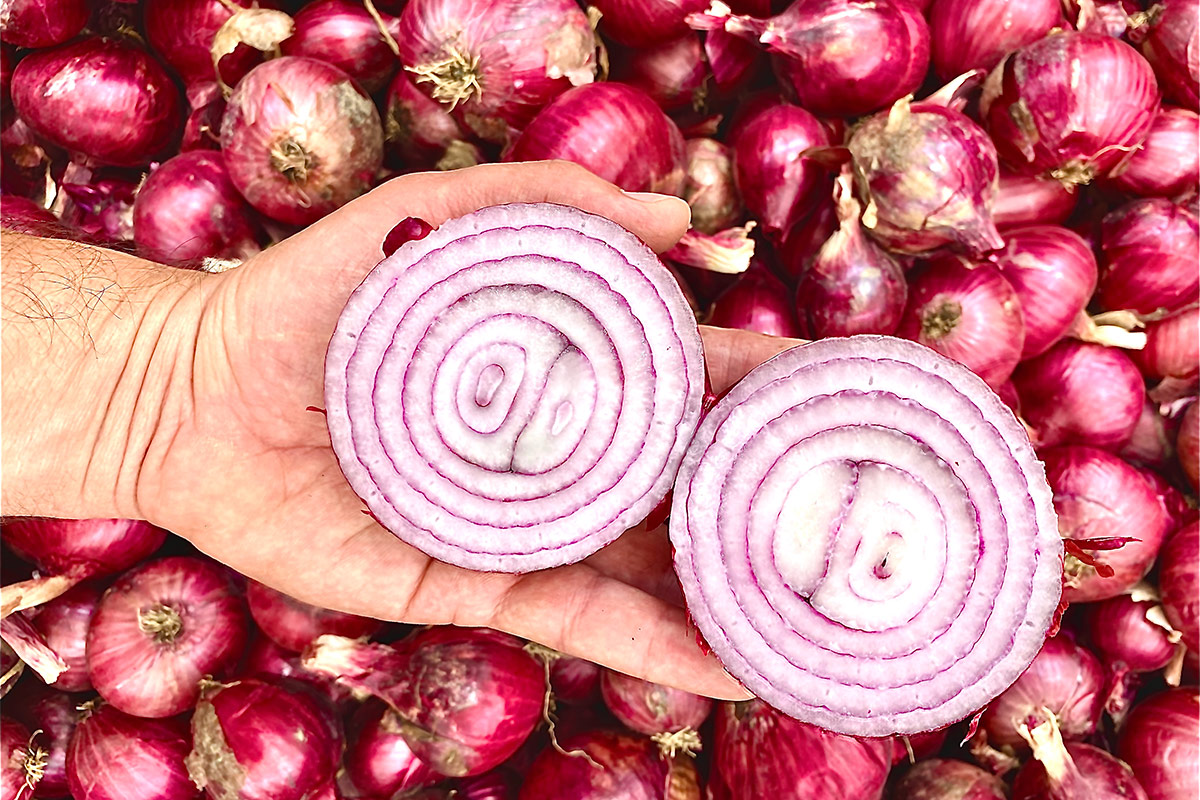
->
[408,48,483,109]
[138,604,184,644]
[270,138,313,185]
[921,299,963,340]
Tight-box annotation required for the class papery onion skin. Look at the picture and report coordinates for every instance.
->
[992,170,1079,231]
[32,582,102,693]
[10,684,78,797]
[550,654,602,705]
[1179,401,1199,489]
[343,699,440,797]
[1041,446,1172,603]
[0,0,90,48]
[1135,307,1199,384]
[708,699,891,799]
[610,35,709,114]
[2,518,166,583]
[383,71,478,172]
[599,669,712,736]
[778,198,838,282]
[1118,688,1200,800]
[87,557,250,718]
[506,84,686,195]
[849,100,1005,255]
[281,0,400,93]
[889,758,1008,800]
[1160,521,1199,654]
[1108,107,1200,199]
[187,679,338,800]
[592,0,709,46]
[731,100,829,236]
[324,203,703,572]
[670,335,1063,736]
[11,37,182,167]
[518,728,696,800]
[61,173,140,244]
[143,0,277,89]
[1012,741,1150,800]
[220,56,383,226]
[1,195,63,236]
[1012,341,1145,452]
[897,257,1024,389]
[1119,399,1182,471]
[242,635,351,705]
[1097,198,1200,317]
[180,82,228,151]
[928,0,1063,80]
[1140,0,1200,109]
[67,704,198,800]
[397,0,597,144]
[991,225,1098,359]
[1,717,41,800]
[245,580,382,653]
[981,32,1159,185]
[708,264,803,338]
[682,138,742,235]
[133,150,264,267]
[1088,594,1177,673]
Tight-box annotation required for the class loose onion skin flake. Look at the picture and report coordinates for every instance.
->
[669,335,1062,736]
[325,203,705,572]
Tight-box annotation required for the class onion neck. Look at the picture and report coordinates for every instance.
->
[408,48,483,110]
[921,300,962,340]
[18,736,48,796]
[138,604,184,644]
[270,139,312,185]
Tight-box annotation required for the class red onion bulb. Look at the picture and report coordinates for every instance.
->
[610,34,709,114]
[592,0,709,47]
[1097,198,1200,318]
[1136,307,1199,385]
[891,758,1008,800]
[708,263,802,338]
[1088,594,1179,673]
[1160,521,1199,654]
[383,70,478,172]
[992,170,1079,231]
[245,579,382,653]
[600,669,712,741]
[1118,687,1200,800]
[682,138,741,235]
[1,717,43,800]
[1139,0,1200,109]
[1013,740,1150,800]
[518,729,699,800]
[1108,106,1200,198]
[31,582,102,693]
[143,0,280,89]
[9,685,78,797]
[928,0,1063,79]
[281,0,401,93]
[342,700,440,797]
[0,0,89,48]
[1179,401,1199,489]
[67,704,197,800]
[549,654,602,705]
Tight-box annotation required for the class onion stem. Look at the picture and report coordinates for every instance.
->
[407,47,483,110]
[137,604,184,644]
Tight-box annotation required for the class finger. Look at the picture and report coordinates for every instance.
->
[700,325,808,395]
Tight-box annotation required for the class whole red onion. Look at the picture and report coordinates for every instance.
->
[981,32,1159,185]
[1160,521,1199,654]
[897,257,1024,389]
[242,635,350,704]
[245,579,382,653]
[31,582,102,693]
[11,37,182,167]
[707,700,891,799]
[730,100,829,235]
[982,635,1106,749]
[849,98,1005,255]
[929,0,1063,79]
[1097,198,1199,317]
[1139,0,1199,109]
[611,35,709,114]
[343,700,440,797]
[690,0,930,117]
[890,729,949,766]
[220,57,383,226]
[1088,594,1179,672]
[506,83,686,195]
[0,641,21,698]
[704,24,765,93]
[87,557,250,718]
[397,0,597,144]
[1119,399,1183,470]
[1013,740,1149,800]
[383,71,479,172]
[993,170,1079,230]
[1,717,43,800]
[1041,446,1172,602]
[592,0,708,46]
[1136,307,1199,387]
[181,83,225,153]
[281,0,401,93]
[992,226,1098,359]
[0,0,89,48]
[187,678,339,800]
[143,0,283,89]
[1118,688,1200,800]
[890,758,1008,800]
[682,138,741,235]
[1108,107,1200,198]
[599,670,712,740]
[9,685,78,797]
[1,117,60,206]
[778,198,838,281]
[67,704,197,800]
[549,654,602,706]
[1179,401,1199,488]
[0,45,11,112]
[1012,341,1145,451]
[519,729,699,800]
[0,195,62,236]
[708,263,802,337]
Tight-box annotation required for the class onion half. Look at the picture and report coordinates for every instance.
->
[325,203,704,572]
[670,335,1063,736]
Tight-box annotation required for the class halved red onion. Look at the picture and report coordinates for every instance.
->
[849,98,1005,255]
[519,728,699,800]
[991,226,1098,359]
[1013,739,1150,800]
[891,758,1008,800]
[1160,521,1199,654]
[599,669,712,742]
[1118,688,1200,800]
[505,84,687,195]
[992,170,1079,231]
[0,0,89,48]
[682,138,741,235]
[591,0,708,46]
[68,704,196,800]
[1,717,44,800]
[981,31,1159,185]
[281,0,400,93]
[1139,0,1199,109]
[31,582,102,693]
[670,335,1063,736]
[707,263,802,338]
[1088,593,1179,673]
[245,579,382,653]
[324,203,704,572]
[383,71,479,172]
[143,0,280,89]
[11,37,182,167]
[87,556,250,718]
[1041,446,1172,603]
[1108,107,1200,198]
[342,699,440,797]
[611,34,709,114]
[928,0,1063,79]
[1097,198,1199,318]
[9,684,78,797]
[220,56,383,227]
[397,0,597,144]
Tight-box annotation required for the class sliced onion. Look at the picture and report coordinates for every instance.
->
[245,579,382,653]
[670,335,1063,736]
[1097,198,1200,318]
[1160,521,1199,654]
[324,203,704,572]
[1108,107,1200,198]
[31,582,102,693]
[891,758,1008,800]
[68,704,196,800]
[281,0,401,93]
[0,0,89,48]
[1118,687,1200,800]
[1139,0,1199,109]
[342,699,440,797]
[993,170,1079,231]
[1013,739,1150,800]
[681,138,741,235]
[518,728,699,800]
[928,0,1062,79]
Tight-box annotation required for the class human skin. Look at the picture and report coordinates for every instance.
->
[2,160,801,699]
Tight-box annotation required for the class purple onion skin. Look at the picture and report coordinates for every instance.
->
[778,198,838,281]
[1,195,64,236]
[11,37,182,167]
[1136,306,1199,383]
[0,0,89,48]
[1012,341,1145,452]
[67,705,197,800]
[1013,741,1150,800]
[928,0,1063,80]
[708,265,803,337]
[32,582,103,693]
[61,174,140,244]
[1,518,166,581]
[10,685,79,797]
[281,0,400,93]
[1180,402,1199,490]
[849,101,1005,255]
[550,655,602,705]
[592,0,708,46]
[599,670,712,736]
[992,225,1098,359]
[610,34,709,114]
[1118,688,1200,800]
[708,700,891,800]
[1,717,40,800]
[890,758,1008,800]
[241,635,351,705]
[731,101,829,235]
[220,56,383,227]
[1119,399,1182,470]
[518,729,694,800]
[682,138,741,235]
[383,70,476,171]
[181,83,226,152]
[505,83,686,195]
[245,580,383,653]
[993,170,1079,230]
[1097,198,1200,317]
[1088,594,1177,673]
[981,32,1159,185]
[1041,446,1172,603]
[1141,0,1199,109]
[1108,106,1200,198]
[1,45,13,112]
[343,700,440,797]
[981,634,1106,749]
[143,0,277,89]
[1160,521,1199,654]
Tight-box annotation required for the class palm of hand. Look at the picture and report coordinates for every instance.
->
[145,162,798,698]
